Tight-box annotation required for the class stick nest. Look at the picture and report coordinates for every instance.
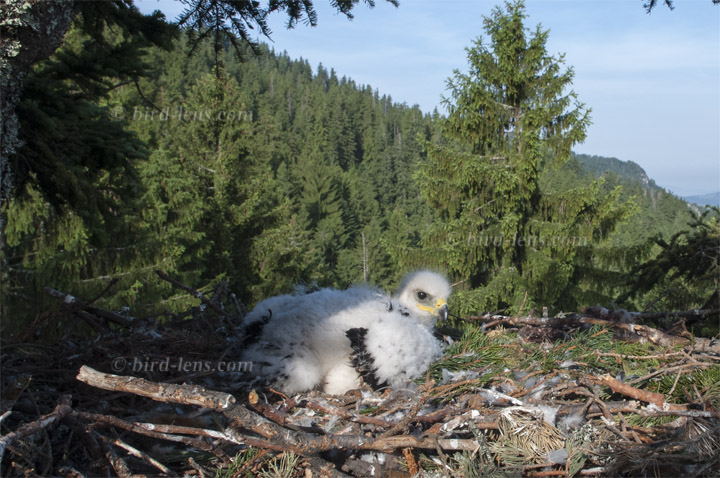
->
[1,273,719,477]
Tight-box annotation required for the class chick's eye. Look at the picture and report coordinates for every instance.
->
[417,291,427,300]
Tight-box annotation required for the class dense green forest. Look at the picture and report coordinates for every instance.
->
[1,1,717,337]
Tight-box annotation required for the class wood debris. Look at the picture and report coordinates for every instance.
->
[1,273,718,477]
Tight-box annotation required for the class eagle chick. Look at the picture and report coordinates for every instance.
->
[239,270,450,395]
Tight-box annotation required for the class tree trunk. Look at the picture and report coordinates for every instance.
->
[0,0,73,307]
[0,0,74,201]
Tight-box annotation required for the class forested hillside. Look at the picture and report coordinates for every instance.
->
[576,154,658,189]
[2,10,717,336]
[3,31,443,327]
[573,154,694,244]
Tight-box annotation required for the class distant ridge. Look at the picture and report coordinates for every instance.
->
[573,153,719,209]
[682,192,720,208]
[574,153,660,191]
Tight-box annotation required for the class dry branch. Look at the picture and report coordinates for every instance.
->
[76,365,236,409]
[467,311,720,352]
[73,411,233,464]
[304,400,393,428]
[75,366,495,455]
[587,374,688,411]
[0,395,71,457]
[44,286,133,329]
[155,269,228,316]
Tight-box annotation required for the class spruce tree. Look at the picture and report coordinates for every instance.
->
[621,207,720,314]
[1,19,173,329]
[416,0,628,315]
[295,122,350,286]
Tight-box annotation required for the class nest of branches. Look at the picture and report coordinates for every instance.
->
[1,271,719,478]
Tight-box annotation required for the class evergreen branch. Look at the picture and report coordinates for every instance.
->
[133,78,164,113]
[78,262,167,283]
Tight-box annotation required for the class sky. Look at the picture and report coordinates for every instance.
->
[135,0,720,197]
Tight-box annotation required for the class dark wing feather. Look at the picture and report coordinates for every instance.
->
[240,309,272,347]
[346,327,388,391]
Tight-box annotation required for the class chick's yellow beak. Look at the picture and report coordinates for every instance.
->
[435,298,449,322]
[418,298,449,322]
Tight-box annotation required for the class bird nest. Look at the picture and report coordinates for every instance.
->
[1,271,719,477]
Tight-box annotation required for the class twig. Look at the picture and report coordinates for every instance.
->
[155,270,227,316]
[587,374,688,411]
[98,431,133,478]
[583,351,685,361]
[517,290,529,316]
[626,361,715,386]
[667,369,684,396]
[379,390,430,438]
[97,432,178,476]
[635,408,720,419]
[0,411,12,425]
[432,435,452,473]
[45,286,133,329]
[187,457,209,478]
[304,400,392,428]
[86,278,120,306]
[73,411,232,464]
[0,395,72,463]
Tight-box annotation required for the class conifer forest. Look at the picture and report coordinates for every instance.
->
[1,1,718,477]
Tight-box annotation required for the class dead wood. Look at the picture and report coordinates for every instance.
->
[0,395,72,463]
[467,311,720,352]
[72,410,234,464]
[155,270,229,317]
[76,365,236,410]
[44,286,133,329]
[586,374,690,412]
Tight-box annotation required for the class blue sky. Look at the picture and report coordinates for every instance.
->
[136,0,720,196]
